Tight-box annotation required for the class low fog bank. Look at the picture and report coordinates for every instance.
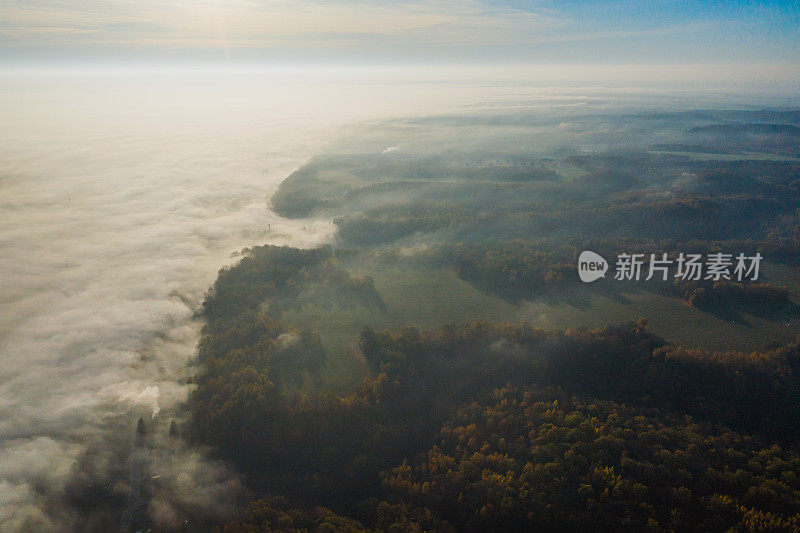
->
[0,73,347,530]
[0,68,795,530]
[0,135,334,530]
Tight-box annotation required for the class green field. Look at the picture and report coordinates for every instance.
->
[649,150,800,162]
[279,259,800,391]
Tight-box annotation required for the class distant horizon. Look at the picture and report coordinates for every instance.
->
[2,62,799,95]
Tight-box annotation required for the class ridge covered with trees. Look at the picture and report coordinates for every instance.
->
[186,245,800,531]
[184,110,800,531]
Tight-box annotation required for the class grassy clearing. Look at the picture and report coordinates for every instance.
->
[279,260,800,391]
[280,265,516,391]
[648,150,800,162]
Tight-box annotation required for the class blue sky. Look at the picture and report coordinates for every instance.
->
[0,0,797,67]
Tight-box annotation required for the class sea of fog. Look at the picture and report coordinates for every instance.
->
[0,66,795,530]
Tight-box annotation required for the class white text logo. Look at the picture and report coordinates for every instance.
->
[578,250,609,282]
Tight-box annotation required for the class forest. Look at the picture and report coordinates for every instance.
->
[183,111,800,531]
[185,245,800,531]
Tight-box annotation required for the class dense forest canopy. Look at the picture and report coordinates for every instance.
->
[181,110,800,531]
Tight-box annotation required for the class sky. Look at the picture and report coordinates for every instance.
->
[0,0,798,71]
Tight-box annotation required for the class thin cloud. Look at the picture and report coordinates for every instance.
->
[0,0,566,48]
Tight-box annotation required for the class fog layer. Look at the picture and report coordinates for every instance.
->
[0,67,794,530]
